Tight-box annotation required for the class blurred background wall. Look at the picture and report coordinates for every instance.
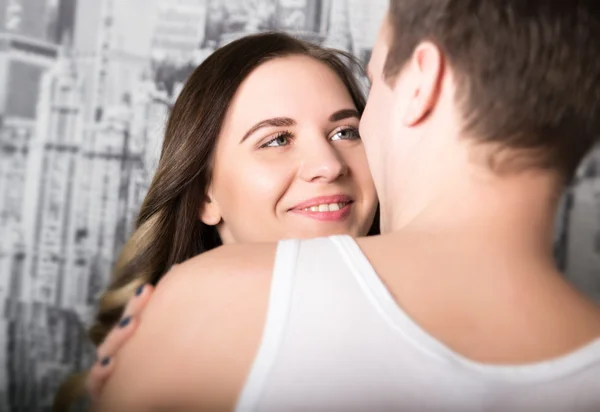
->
[0,0,597,410]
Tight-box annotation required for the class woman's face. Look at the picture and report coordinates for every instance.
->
[202,55,378,243]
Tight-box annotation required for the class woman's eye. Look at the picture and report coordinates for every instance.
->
[262,133,291,148]
[331,128,360,141]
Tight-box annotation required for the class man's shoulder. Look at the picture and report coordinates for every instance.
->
[99,242,278,410]
[149,242,279,333]
[159,241,278,295]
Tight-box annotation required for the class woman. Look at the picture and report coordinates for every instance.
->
[53,31,379,410]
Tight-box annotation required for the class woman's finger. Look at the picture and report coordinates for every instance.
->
[86,356,115,402]
[96,284,154,359]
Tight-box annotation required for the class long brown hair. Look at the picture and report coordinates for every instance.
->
[54,31,378,410]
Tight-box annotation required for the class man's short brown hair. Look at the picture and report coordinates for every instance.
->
[386,0,600,178]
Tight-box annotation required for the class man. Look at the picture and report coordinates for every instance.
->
[98,1,600,410]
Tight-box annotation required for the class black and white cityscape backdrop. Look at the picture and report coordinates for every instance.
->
[0,0,598,411]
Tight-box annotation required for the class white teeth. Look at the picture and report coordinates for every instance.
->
[302,202,348,212]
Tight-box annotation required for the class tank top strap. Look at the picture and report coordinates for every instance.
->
[236,238,300,412]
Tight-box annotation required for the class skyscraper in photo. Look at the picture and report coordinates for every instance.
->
[151,0,208,64]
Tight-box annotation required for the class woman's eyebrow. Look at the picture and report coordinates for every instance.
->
[329,108,360,122]
[240,117,296,143]
[240,108,359,144]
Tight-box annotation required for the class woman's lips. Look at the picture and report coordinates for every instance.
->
[288,201,353,222]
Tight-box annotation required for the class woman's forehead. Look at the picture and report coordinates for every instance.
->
[223,56,355,126]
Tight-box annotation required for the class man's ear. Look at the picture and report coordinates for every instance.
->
[400,41,443,127]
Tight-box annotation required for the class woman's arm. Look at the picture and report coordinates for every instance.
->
[97,243,275,412]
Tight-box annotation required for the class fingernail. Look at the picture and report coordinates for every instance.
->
[135,284,144,296]
[100,356,111,367]
[119,316,131,328]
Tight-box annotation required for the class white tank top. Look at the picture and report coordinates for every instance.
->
[235,236,600,412]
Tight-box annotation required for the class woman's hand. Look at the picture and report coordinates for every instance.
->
[85,284,155,402]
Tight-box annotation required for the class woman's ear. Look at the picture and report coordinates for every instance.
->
[199,186,222,226]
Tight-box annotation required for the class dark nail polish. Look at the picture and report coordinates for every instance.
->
[100,357,111,367]
[119,316,131,328]
[135,284,144,296]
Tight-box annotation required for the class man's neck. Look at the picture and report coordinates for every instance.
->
[382,163,563,262]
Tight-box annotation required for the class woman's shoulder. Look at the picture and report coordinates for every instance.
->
[98,242,278,411]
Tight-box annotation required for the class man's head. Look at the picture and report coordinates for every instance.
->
[360,0,600,228]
